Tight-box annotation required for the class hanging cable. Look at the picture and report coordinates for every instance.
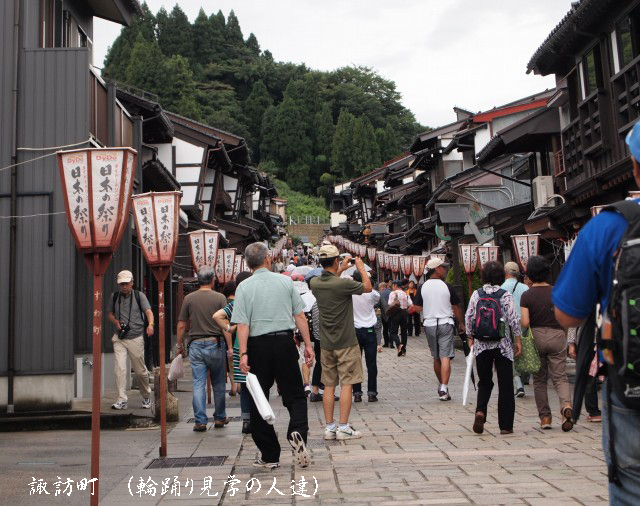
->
[0,137,92,173]
[16,137,92,152]
[0,211,65,219]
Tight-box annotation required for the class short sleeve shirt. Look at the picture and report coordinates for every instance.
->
[178,289,227,337]
[552,202,638,318]
[521,286,562,329]
[111,290,151,338]
[310,271,364,350]
[231,268,305,336]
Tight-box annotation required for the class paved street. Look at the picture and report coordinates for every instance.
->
[0,336,609,504]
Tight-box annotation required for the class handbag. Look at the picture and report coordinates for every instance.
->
[515,328,541,375]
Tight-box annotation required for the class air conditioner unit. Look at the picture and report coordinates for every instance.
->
[532,176,555,209]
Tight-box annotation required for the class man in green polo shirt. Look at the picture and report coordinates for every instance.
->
[311,245,372,440]
[233,242,314,469]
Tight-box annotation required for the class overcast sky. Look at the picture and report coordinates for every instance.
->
[94,0,574,128]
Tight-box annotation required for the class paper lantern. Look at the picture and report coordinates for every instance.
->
[367,247,377,263]
[488,246,500,263]
[400,255,413,276]
[188,230,220,273]
[58,147,137,253]
[390,254,401,273]
[376,251,385,268]
[132,191,181,267]
[359,244,366,257]
[476,246,490,270]
[459,244,478,274]
[233,254,244,279]
[512,235,540,273]
[412,256,427,278]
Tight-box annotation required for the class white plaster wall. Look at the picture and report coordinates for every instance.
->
[172,138,204,165]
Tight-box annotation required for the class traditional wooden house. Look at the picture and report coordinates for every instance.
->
[0,0,143,411]
[527,0,640,235]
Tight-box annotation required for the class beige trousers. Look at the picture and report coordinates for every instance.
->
[112,334,151,403]
[531,327,571,419]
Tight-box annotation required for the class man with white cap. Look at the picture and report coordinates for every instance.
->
[420,258,464,401]
[107,270,154,410]
[502,261,529,398]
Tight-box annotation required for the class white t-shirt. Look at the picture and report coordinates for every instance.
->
[352,290,380,329]
[421,279,455,327]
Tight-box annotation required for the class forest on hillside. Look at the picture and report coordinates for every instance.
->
[103,3,425,199]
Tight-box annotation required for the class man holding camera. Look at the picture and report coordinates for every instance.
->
[107,270,154,410]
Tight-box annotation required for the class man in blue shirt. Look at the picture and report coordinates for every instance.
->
[553,122,640,504]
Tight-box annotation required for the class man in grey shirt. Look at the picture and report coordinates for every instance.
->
[107,270,154,410]
[233,242,314,469]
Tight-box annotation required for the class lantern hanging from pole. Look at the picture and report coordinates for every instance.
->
[488,246,500,263]
[215,250,224,283]
[187,230,220,273]
[511,234,540,273]
[367,247,377,263]
[412,255,427,278]
[400,255,413,277]
[476,246,490,270]
[459,244,478,274]
[430,253,447,263]
[376,251,385,269]
[233,254,244,279]
[57,147,137,505]
[359,244,367,258]
[390,254,401,273]
[223,249,236,285]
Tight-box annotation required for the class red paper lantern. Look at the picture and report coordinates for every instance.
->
[188,230,220,273]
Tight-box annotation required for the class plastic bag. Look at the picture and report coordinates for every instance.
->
[515,328,541,375]
[246,372,276,425]
[167,355,184,381]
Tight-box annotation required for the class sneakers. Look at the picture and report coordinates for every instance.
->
[309,393,323,402]
[141,398,152,409]
[438,389,451,401]
[324,426,337,440]
[354,392,362,403]
[253,458,280,469]
[288,431,310,468]
[515,388,525,398]
[587,414,602,423]
[336,424,362,440]
[111,400,128,410]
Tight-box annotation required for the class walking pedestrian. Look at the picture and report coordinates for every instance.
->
[351,271,380,403]
[567,327,601,422]
[406,281,421,337]
[311,245,371,441]
[465,261,522,435]
[520,256,573,431]
[107,270,154,410]
[501,261,530,397]
[233,242,314,469]
[388,280,412,356]
[213,272,253,434]
[421,258,465,401]
[378,282,392,348]
[176,267,231,431]
[553,122,640,503]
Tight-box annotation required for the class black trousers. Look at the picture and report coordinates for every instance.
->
[311,340,323,387]
[585,375,601,416]
[475,348,515,431]
[407,312,421,336]
[381,318,390,346]
[389,310,408,348]
[247,333,308,463]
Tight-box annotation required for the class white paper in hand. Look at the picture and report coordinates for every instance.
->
[167,355,184,381]
[462,346,475,406]
[246,372,276,425]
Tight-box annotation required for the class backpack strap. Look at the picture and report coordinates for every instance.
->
[603,200,640,224]
[132,290,148,327]
[112,292,119,314]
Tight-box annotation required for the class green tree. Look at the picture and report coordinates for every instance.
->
[224,10,245,59]
[192,8,216,68]
[376,122,402,162]
[156,5,193,60]
[243,80,273,160]
[331,108,356,179]
[161,55,200,118]
[351,115,381,174]
[259,105,279,166]
[123,34,166,96]
[246,33,261,57]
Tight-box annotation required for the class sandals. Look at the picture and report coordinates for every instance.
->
[561,406,574,432]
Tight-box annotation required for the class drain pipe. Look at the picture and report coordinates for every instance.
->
[7,0,21,414]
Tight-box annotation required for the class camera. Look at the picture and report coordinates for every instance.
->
[118,323,130,339]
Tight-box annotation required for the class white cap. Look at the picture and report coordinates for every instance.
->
[117,270,133,284]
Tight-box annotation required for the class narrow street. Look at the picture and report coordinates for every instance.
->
[1,335,608,505]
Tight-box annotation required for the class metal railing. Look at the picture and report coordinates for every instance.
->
[287,215,330,225]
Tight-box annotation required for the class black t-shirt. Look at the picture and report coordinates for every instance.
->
[413,281,460,307]
[521,285,562,329]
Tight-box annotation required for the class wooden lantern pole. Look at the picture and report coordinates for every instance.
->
[153,266,170,456]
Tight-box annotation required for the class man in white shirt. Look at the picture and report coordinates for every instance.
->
[351,271,381,402]
[421,258,465,401]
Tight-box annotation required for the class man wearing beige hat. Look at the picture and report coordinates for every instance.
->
[501,261,529,397]
[107,270,154,410]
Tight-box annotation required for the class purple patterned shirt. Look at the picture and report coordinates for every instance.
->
[465,284,521,361]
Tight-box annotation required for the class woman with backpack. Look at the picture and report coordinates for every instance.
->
[520,255,573,432]
[465,261,522,435]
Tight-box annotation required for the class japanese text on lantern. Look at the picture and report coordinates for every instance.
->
[190,235,204,271]
[216,250,224,283]
[61,152,91,248]
[206,233,219,268]
[223,250,236,282]
[91,150,122,247]
[154,195,175,263]
[133,197,159,263]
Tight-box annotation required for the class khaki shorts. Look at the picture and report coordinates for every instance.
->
[320,344,364,386]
